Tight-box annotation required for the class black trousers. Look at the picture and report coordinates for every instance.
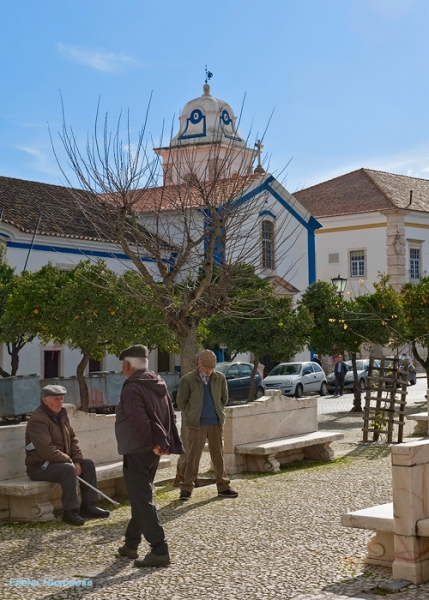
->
[334,372,346,395]
[123,452,168,555]
[27,459,98,511]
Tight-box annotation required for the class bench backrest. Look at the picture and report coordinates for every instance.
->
[0,404,121,481]
[223,390,318,454]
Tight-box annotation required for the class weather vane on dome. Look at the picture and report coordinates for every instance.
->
[205,66,213,84]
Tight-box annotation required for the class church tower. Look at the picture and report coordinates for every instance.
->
[154,84,257,185]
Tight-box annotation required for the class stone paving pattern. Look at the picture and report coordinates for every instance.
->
[2,384,429,600]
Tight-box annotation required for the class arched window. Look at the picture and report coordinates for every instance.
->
[261,220,275,270]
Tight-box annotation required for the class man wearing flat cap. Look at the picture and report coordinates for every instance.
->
[25,385,110,526]
[177,349,238,501]
[115,344,184,568]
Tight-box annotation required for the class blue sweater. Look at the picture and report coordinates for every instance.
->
[200,381,219,425]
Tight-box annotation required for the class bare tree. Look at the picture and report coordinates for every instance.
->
[53,96,302,375]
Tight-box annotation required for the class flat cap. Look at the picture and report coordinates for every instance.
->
[119,344,149,360]
[41,385,67,398]
[198,349,217,368]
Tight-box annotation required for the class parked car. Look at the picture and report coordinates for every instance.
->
[327,359,374,393]
[327,357,417,394]
[263,361,327,398]
[384,357,417,386]
[171,361,265,407]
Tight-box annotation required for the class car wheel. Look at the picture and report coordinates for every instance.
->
[295,384,303,398]
[319,381,328,396]
[359,379,366,392]
[255,387,264,399]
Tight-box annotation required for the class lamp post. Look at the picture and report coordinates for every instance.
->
[331,274,348,297]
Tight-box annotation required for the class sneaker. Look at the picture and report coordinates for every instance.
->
[134,551,170,568]
[117,544,139,559]
[62,509,85,526]
[218,488,238,498]
[179,490,191,501]
[80,503,110,519]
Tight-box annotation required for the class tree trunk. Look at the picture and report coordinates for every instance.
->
[177,318,199,376]
[350,352,363,413]
[411,342,429,389]
[9,343,20,377]
[247,355,260,402]
[76,353,90,412]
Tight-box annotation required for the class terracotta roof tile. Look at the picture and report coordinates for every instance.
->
[0,175,110,241]
[294,168,429,218]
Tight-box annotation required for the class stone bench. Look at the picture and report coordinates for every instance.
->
[223,391,344,474]
[342,439,429,584]
[406,412,429,435]
[0,404,172,522]
[0,458,170,522]
[235,431,344,473]
[341,502,394,568]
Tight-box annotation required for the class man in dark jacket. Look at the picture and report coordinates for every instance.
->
[25,385,110,526]
[116,344,184,569]
[333,355,348,397]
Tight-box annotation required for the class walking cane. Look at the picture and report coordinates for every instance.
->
[76,476,120,507]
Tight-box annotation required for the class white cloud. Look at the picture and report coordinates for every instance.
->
[57,43,139,72]
[18,146,60,178]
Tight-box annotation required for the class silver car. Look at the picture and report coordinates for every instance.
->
[263,361,328,398]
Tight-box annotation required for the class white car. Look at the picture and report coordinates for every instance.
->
[263,361,328,398]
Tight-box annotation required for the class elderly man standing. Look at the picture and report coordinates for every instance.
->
[25,385,110,526]
[116,344,184,568]
[177,349,238,501]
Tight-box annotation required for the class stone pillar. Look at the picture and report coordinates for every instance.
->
[385,211,406,292]
[391,440,429,584]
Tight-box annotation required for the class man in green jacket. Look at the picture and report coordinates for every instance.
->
[177,349,238,500]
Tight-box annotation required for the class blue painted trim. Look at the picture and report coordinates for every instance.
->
[6,241,159,264]
[231,176,321,286]
[178,109,207,140]
[259,210,277,220]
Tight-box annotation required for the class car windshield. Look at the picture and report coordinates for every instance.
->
[269,364,301,376]
[215,364,230,374]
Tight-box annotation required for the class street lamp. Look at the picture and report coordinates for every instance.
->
[331,274,348,297]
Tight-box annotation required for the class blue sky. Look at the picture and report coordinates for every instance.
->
[1,0,429,193]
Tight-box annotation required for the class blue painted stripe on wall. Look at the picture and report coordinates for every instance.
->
[6,241,155,263]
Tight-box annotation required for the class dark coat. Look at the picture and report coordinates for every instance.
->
[115,370,184,456]
[25,403,83,473]
[334,361,348,376]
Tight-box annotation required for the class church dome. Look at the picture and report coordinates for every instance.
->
[170,84,246,147]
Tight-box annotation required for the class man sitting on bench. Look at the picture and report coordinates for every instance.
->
[25,385,110,526]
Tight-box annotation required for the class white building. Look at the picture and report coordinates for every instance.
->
[294,168,429,295]
[0,84,319,377]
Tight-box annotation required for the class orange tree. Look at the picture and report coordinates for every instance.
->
[299,277,404,411]
[402,277,429,383]
[4,261,176,410]
[205,268,312,400]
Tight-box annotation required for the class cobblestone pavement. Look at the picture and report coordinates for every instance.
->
[1,380,429,600]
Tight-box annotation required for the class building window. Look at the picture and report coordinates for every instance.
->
[410,248,420,281]
[350,250,365,278]
[44,350,60,379]
[262,220,275,270]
